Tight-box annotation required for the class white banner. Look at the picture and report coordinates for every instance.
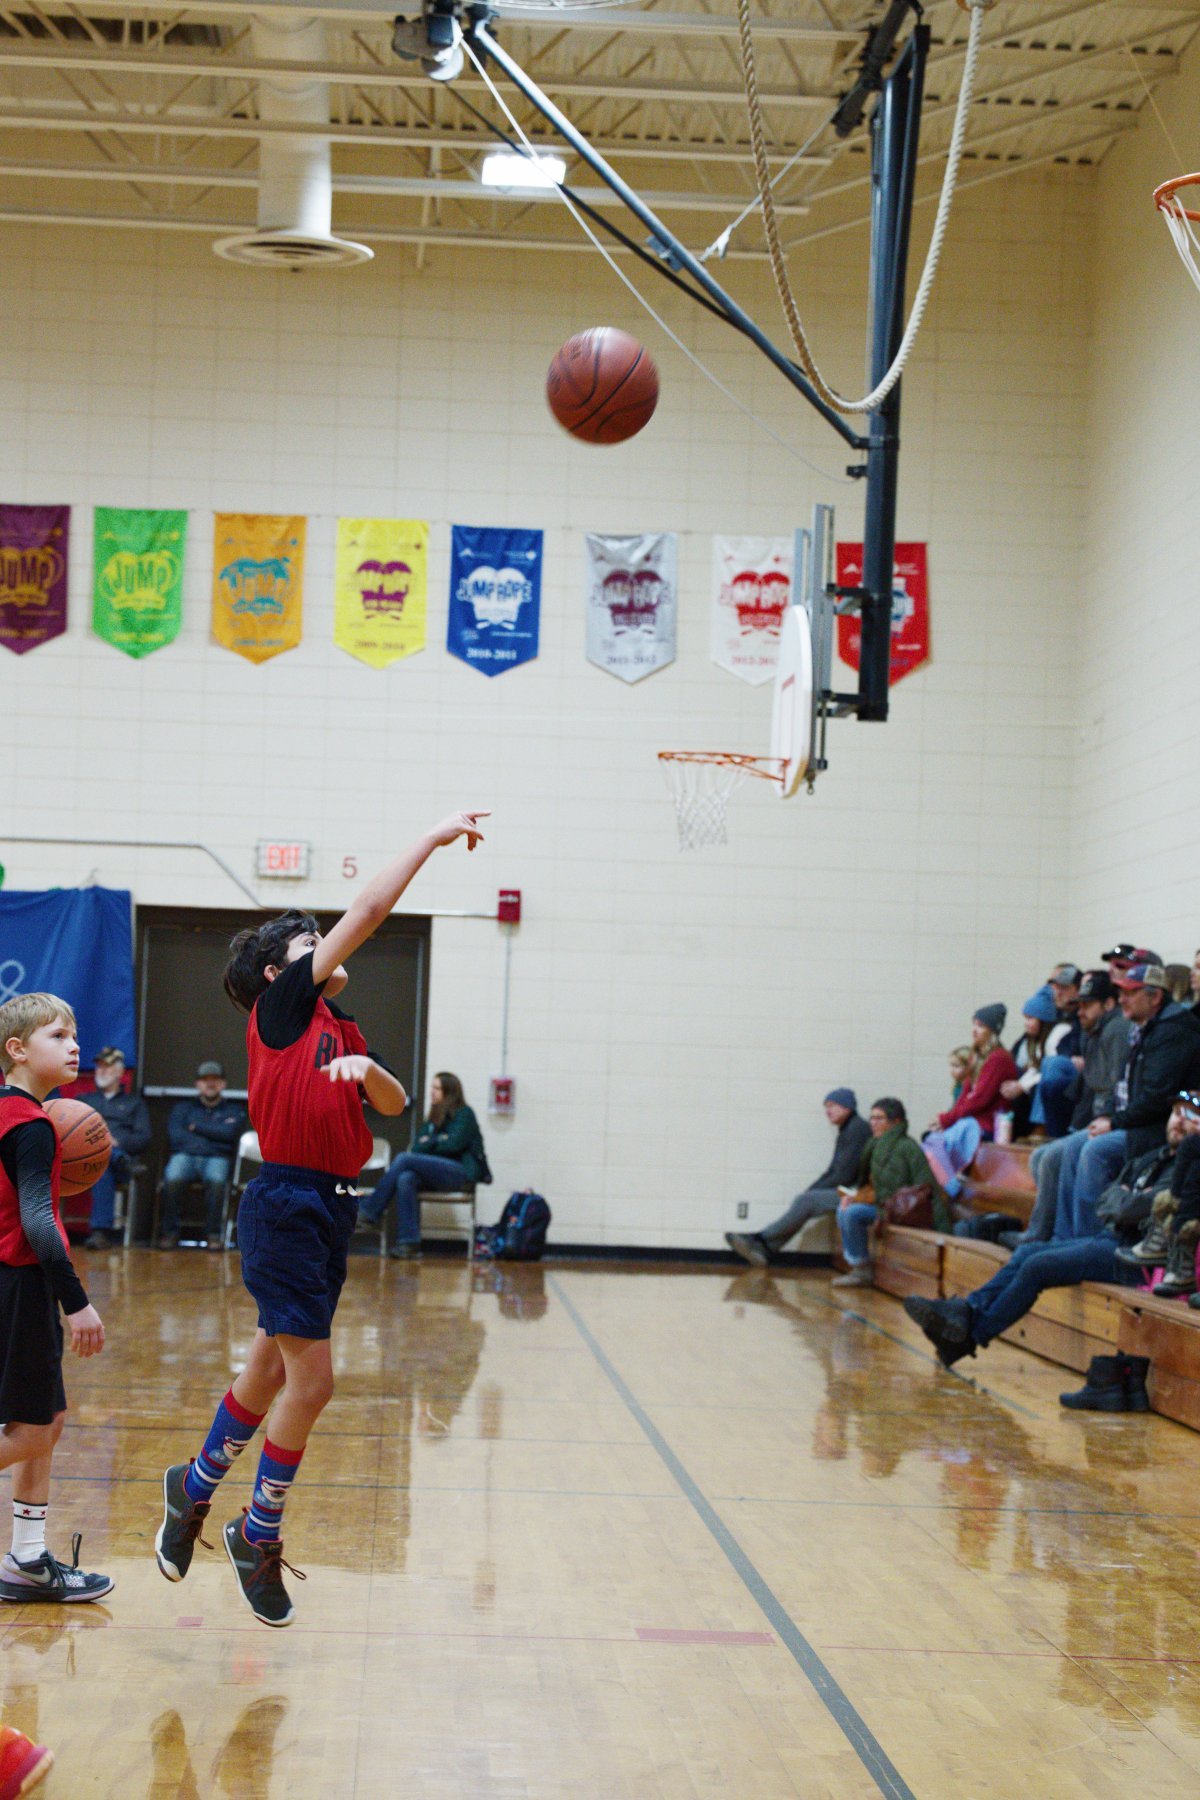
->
[585,531,678,684]
[711,535,792,685]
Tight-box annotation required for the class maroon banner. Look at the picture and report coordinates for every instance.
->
[0,504,69,656]
[835,541,929,685]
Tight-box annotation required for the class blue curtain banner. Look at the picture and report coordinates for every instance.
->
[0,888,137,1070]
[447,525,542,676]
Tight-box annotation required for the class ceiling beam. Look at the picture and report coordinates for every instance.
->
[0,37,829,106]
[13,0,856,41]
[0,201,775,254]
[0,155,809,212]
[0,104,827,163]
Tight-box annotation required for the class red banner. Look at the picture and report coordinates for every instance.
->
[835,542,929,685]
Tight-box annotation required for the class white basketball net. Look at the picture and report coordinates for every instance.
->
[658,753,780,851]
[1158,183,1200,295]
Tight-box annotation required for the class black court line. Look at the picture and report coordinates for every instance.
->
[549,1275,917,1800]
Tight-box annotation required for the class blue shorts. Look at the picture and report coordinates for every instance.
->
[237,1163,359,1341]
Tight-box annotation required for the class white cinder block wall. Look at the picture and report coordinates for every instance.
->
[1073,34,1200,961]
[0,171,1090,1247]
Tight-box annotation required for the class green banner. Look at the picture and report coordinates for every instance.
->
[92,507,187,658]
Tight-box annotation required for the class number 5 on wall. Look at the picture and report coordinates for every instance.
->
[342,856,358,880]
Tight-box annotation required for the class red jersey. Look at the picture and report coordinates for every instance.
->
[247,954,373,1180]
[0,1090,68,1266]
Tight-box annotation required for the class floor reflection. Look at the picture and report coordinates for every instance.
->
[725,1268,1200,1735]
[148,1696,289,1800]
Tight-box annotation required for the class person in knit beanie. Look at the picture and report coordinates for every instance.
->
[921,1003,1020,1199]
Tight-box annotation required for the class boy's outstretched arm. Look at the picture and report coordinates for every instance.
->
[312,811,489,988]
[324,1055,407,1116]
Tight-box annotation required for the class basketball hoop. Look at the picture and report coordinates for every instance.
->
[657,751,784,850]
[1154,173,1200,294]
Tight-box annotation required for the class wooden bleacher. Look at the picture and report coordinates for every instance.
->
[870,1141,1200,1430]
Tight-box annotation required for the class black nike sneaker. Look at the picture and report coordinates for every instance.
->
[0,1533,114,1603]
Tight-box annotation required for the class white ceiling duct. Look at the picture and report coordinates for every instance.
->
[213,15,371,270]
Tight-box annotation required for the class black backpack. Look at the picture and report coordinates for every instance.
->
[475,1190,551,1262]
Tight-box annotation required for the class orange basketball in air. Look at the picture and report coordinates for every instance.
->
[44,1097,113,1196]
[546,328,659,444]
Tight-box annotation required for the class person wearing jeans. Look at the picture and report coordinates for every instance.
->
[833,1097,947,1289]
[357,1071,488,1259]
[159,1061,247,1247]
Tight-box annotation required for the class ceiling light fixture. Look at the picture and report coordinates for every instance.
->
[480,150,567,191]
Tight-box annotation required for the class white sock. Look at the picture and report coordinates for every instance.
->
[11,1500,48,1563]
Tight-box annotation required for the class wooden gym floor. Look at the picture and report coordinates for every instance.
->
[7,1252,1200,1799]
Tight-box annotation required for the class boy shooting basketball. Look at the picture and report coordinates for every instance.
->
[0,994,111,1606]
[156,812,488,1627]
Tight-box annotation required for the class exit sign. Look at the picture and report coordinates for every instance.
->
[255,840,311,879]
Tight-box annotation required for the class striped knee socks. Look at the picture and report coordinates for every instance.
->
[183,1390,265,1506]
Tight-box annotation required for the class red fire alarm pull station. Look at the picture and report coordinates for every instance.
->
[489,1076,516,1116]
[498,889,521,925]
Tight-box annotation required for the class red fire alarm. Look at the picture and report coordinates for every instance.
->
[498,888,522,925]
[489,1076,516,1116]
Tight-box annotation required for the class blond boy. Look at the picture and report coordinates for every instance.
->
[0,993,111,1602]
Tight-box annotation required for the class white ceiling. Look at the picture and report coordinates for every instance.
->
[0,0,1196,255]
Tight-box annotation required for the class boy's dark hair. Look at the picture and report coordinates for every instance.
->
[872,1096,907,1128]
[224,910,319,1013]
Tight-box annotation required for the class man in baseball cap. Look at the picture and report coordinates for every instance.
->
[1101,943,1164,974]
[159,1060,247,1249]
[727,1088,871,1265]
[1050,961,1200,1241]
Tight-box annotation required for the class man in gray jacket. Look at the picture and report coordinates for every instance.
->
[1012,971,1130,1245]
[727,1089,871,1265]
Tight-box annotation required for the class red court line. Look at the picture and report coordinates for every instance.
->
[0,1618,777,1649]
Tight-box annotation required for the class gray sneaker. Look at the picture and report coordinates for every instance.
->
[831,1265,873,1287]
[155,1462,213,1582]
[0,1533,114,1603]
[725,1232,769,1267]
[223,1515,304,1628]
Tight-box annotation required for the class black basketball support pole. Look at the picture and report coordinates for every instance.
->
[464,1,931,726]
[857,21,929,722]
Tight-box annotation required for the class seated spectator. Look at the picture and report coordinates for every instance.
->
[1101,942,1163,976]
[922,1005,1019,1198]
[356,1071,488,1260]
[999,987,1070,1139]
[1118,1090,1200,1298]
[84,1046,151,1251]
[904,1098,1200,1402]
[1051,963,1200,1241]
[726,1088,870,1266]
[1191,947,1200,1018]
[159,1061,247,1249]
[1014,970,1129,1246]
[1164,963,1193,1005]
[948,1046,976,1104]
[831,1097,948,1289]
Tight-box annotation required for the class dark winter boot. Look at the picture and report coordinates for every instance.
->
[1060,1356,1126,1411]
[1152,1219,1200,1298]
[1115,1190,1177,1268]
[1119,1353,1150,1412]
[902,1295,977,1367]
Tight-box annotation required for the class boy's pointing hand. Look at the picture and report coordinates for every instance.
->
[431,811,490,852]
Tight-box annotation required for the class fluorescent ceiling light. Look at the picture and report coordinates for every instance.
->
[480,150,567,191]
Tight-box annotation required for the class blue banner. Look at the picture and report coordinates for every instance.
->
[447,525,542,677]
[0,888,137,1070]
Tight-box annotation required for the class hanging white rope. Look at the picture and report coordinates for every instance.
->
[736,0,992,416]
[1157,182,1200,296]
[460,34,856,485]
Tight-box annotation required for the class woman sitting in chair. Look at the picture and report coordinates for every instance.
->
[357,1072,489,1259]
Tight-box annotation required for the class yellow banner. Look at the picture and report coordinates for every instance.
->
[334,518,428,668]
[212,514,304,664]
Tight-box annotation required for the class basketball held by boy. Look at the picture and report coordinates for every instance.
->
[155,811,488,1627]
[0,992,112,1608]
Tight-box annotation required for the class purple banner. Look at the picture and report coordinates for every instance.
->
[0,504,69,656]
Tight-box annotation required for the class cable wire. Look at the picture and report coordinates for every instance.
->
[460,34,855,484]
[736,0,990,415]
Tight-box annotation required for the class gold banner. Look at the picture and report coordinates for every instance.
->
[212,514,304,664]
[334,518,428,668]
